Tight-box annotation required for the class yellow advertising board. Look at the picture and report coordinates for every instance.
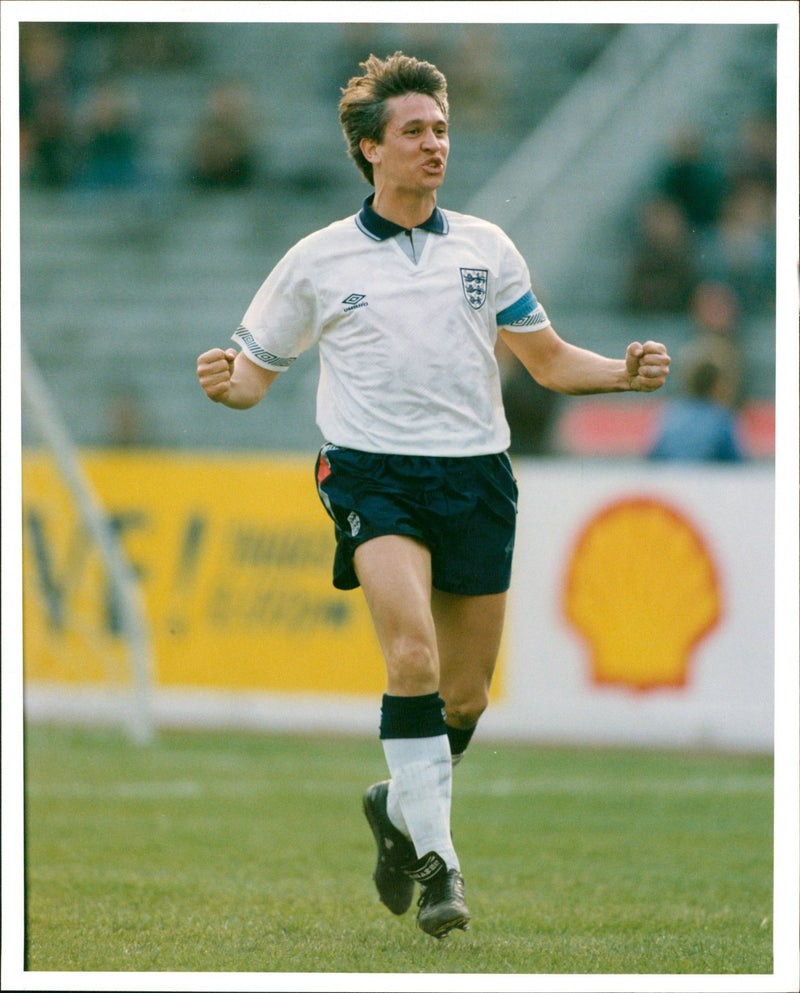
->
[22,450,505,700]
[22,451,387,695]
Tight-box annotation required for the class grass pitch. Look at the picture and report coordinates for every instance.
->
[22,723,772,977]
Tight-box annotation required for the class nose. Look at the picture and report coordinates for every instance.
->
[422,127,444,152]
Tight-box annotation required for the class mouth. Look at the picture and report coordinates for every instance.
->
[422,158,445,174]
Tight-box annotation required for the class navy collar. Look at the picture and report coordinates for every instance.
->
[356,194,448,241]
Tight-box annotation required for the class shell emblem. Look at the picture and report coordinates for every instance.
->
[562,497,722,691]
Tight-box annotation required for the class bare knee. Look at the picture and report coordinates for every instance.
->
[444,691,489,729]
[385,635,439,696]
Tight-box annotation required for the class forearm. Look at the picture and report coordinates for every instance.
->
[535,340,631,395]
[197,348,279,408]
[499,326,669,396]
[215,364,273,409]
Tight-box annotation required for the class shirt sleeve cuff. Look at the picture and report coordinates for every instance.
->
[496,291,551,331]
[232,326,296,371]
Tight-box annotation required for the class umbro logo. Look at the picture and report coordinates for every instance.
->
[508,310,549,329]
[342,293,369,312]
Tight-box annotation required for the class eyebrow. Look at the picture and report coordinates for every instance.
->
[396,117,448,129]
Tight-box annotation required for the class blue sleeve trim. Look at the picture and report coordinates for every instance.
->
[496,290,537,326]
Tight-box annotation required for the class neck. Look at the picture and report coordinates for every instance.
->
[371,187,438,230]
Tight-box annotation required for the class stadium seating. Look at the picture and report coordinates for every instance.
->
[19,22,776,454]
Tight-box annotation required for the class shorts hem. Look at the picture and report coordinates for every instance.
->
[332,528,428,590]
[431,580,512,597]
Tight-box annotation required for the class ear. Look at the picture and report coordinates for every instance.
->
[360,136,380,165]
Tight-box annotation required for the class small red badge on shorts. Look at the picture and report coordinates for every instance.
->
[317,454,331,484]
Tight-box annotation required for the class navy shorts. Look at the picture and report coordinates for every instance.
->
[315,445,518,595]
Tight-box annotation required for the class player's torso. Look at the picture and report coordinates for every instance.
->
[311,220,503,383]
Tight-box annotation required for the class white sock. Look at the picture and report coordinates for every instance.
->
[382,734,459,871]
[388,753,463,831]
[386,779,410,836]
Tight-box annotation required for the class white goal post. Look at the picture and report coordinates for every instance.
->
[20,340,155,745]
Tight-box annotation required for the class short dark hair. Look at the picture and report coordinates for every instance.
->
[338,51,449,185]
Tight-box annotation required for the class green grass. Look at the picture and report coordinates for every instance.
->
[21,724,773,975]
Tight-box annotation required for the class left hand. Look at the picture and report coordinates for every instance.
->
[625,341,671,392]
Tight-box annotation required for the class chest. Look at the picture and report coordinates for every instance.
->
[317,237,497,334]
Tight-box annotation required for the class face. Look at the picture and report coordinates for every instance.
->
[361,92,449,194]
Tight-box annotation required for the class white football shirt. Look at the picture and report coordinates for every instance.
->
[233,197,550,456]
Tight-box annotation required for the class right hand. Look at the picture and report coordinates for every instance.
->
[197,347,237,402]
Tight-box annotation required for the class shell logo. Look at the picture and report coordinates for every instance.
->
[562,497,722,692]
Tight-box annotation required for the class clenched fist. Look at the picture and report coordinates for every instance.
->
[197,347,237,402]
[625,341,671,392]
[196,346,277,409]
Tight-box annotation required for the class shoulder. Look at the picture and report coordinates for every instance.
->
[441,208,508,236]
[283,214,362,261]
[441,208,520,248]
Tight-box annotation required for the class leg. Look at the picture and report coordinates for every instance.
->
[434,590,507,758]
[357,536,469,935]
[354,534,439,696]
[355,535,456,862]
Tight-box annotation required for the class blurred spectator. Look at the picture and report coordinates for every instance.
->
[655,126,727,229]
[111,22,199,72]
[187,79,263,190]
[728,113,776,193]
[19,24,76,187]
[698,178,775,312]
[73,80,144,190]
[624,110,776,318]
[647,356,744,461]
[496,338,559,455]
[624,196,700,313]
[64,22,200,79]
[679,280,744,407]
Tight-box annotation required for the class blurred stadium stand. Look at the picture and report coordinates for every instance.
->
[19,21,776,454]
